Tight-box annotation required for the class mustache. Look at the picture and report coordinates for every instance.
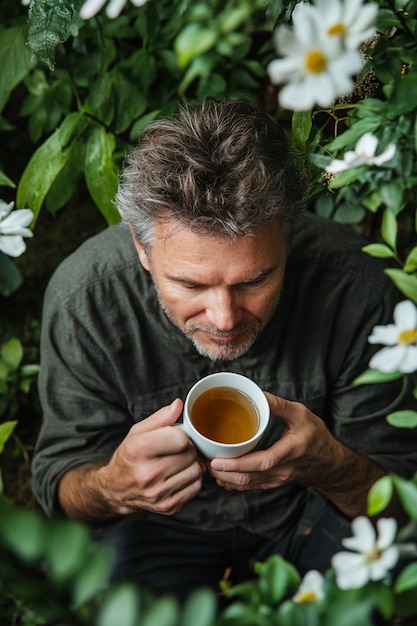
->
[185,321,260,337]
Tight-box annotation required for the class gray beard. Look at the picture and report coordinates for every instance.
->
[153,283,280,362]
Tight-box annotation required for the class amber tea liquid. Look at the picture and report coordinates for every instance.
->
[190,386,260,444]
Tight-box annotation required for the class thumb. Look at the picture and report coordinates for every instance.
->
[264,392,302,427]
[133,398,184,434]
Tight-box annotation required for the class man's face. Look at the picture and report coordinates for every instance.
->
[132,218,287,361]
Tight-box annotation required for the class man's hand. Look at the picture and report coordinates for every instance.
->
[58,399,205,522]
[209,392,386,519]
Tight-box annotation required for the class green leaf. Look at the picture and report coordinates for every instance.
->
[141,597,180,626]
[392,475,417,519]
[380,183,404,216]
[388,73,417,117]
[381,208,397,250]
[385,269,417,301]
[368,475,394,516]
[326,118,381,152]
[0,421,18,454]
[72,544,112,606]
[0,25,36,113]
[16,112,83,224]
[354,369,403,385]
[0,252,23,297]
[0,501,47,562]
[84,126,120,225]
[98,583,140,626]
[387,410,417,428]
[362,243,396,259]
[45,520,91,581]
[174,23,218,68]
[181,588,217,626]
[1,338,23,370]
[291,111,312,152]
[328,166,367,189]
[0,170,16,188]
[404,246,417,273]
[27,0,84,70]
[395,562,417,594]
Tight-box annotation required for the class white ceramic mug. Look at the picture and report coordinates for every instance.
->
[177,372,270,459]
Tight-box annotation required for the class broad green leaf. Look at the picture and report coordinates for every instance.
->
[181,588,217,626]
[404,246,417,273]
[291,111,312,152]
[326,118,381,152]
[362,243,396,259]
[392,475,417,519]
[380,183,404,215]
[0,501,47,562]
[354,369,403,385]
[27,0,84,69]
[46,520,90,581]
[84,126,120,225]
[385,269,417,302]
[1,338,23,370]
[98,583,140,626]
[0,25,36,113]
[141,596,179,626]
[174,23,218,68]
[368,475,394,516]
[0,253,22,297]
[16,112,83,224]
[113,73,147,134]
[388,73,417,117]
[387,410,417,428]
[328,166,367,189]
[0,421,18,454]
[395,562,417,594]
[72,544,112,606]
[381,208,397,250]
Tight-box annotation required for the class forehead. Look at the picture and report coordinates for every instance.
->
[148,218,287,281]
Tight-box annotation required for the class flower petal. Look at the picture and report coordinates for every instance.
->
[356,133,378,158]
[393,300,417,331]
[376,518,397,550]
[0,234,27,257]
[0,208,34,234]
[368,324,399,346]
[342,516,375,552]
[372,143,396,166]
[369,345,407,373]
[332,552,369,589]
[0,199,14,220]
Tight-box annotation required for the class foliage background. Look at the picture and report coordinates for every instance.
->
[1,0,417,623]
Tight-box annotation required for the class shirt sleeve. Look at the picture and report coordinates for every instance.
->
[32,279,132,516]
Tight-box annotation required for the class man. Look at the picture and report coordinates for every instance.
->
[32,99,417,601]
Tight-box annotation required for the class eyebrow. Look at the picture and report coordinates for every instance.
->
[166,265,280,288]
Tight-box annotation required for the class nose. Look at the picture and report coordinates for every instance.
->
[205,288,242,331]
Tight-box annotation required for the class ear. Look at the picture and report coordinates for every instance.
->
[129,224,150,271]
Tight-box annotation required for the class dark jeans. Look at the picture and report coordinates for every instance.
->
[94,492,351,602]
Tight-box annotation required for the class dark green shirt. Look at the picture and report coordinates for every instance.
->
[32,214,417,536]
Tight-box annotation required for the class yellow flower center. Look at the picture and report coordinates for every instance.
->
[398,329,417,345]
[327,22,346,36]
[297,590,318,603]
[366,546,381,563]
[305,50,327,73]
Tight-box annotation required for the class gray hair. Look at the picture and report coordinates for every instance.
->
[116,99,309,248]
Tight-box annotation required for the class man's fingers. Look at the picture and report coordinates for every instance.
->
[132,398,184,434]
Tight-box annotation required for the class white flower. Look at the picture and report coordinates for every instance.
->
[267,2,362,111]
[332,517,417,590]
[80,0,149,19]
[314,0,378,50]
[368,300,417,374]
[325,133,396,174]
[0,201,34,258]
[293,569,325,603]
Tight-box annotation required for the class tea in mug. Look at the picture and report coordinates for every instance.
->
[190,386,259,444]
